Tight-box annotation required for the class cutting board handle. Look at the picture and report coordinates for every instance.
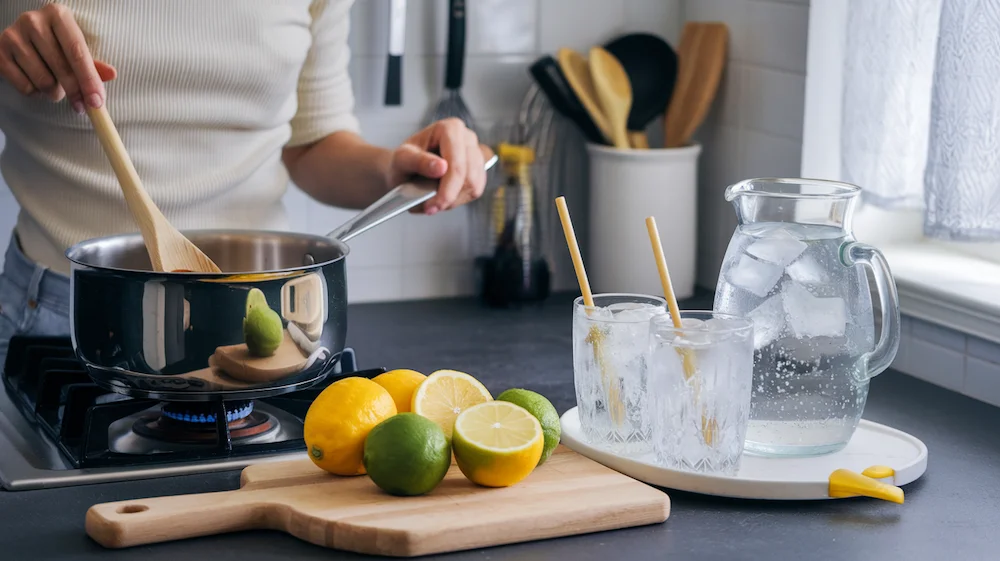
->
[85,490,263,548]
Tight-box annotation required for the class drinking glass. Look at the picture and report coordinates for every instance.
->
[648,311,754,475]
[572,293,667,455]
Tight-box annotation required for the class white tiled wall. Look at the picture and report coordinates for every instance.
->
[0,0,683,302]
[686,0,811,290]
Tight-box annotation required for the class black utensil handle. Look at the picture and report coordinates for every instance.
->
[384,55,402,105]
[385,0,406,106]
[444,0,466,90]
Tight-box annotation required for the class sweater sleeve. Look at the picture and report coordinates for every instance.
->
[288,0,361,147]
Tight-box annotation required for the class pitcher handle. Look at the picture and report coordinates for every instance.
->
[842,242,901,381]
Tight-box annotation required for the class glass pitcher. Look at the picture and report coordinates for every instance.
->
[713,178,900,457]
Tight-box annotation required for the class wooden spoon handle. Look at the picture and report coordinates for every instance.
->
[86,105,163,240]
[628,131,650,149]
[86,490,262,548]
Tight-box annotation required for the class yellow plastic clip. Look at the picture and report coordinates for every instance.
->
[828,469,904,504]
[498,142,536,167]
[861,465,895,480]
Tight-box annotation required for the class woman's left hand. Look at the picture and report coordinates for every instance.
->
[387,118,486,215]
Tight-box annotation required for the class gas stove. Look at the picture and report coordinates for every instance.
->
[0,335,385,490]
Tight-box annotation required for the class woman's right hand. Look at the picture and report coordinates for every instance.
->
[0,3,116,113]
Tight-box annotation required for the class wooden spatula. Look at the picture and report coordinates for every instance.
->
[557,47,613,145]
[664,22,729,148]
[588,46,633,149]
[86,106,222,273]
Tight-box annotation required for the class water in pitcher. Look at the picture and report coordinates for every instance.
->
[714,222,876,456]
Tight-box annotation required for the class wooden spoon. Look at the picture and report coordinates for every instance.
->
[588,47,632,149]
[86,105,222,273]
[664,22,729,148]
[556,48,613,145]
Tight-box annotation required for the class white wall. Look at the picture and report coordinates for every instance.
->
[685,0,811,290]
[0,0,682,302]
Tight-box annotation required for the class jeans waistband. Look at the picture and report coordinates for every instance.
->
[2,234,70,315]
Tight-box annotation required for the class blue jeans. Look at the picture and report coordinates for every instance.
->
[0,234,71,371]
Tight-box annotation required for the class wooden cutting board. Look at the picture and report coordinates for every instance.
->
[212,330,309,383]
[85,446,670,557]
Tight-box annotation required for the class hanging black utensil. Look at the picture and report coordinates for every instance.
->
[384,0,407,106]
[424,0,475,131]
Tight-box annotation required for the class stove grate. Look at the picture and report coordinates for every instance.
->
[1,335,384,469]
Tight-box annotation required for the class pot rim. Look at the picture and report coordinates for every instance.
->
[64,228,350,277]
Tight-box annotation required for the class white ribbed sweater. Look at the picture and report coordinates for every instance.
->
[0,0,360,274]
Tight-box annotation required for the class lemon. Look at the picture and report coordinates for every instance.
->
[452,401,544,488]
[496,388,561,465]
[303,377,397,476]
[411,370,492,439]
[363,413,451,496]
[372,369,426,413]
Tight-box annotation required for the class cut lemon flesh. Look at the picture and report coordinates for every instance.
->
[411,369,492,439]
[452,401,544,487]
[456,401,542,450]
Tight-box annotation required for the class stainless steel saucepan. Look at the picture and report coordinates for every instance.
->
[65,150,498,402]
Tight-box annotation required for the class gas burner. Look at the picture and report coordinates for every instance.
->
[133,404,275,446]
[161,401,255,424]
[0,335,388,490]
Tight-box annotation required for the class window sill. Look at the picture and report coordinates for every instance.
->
[882,242,1000,344]
[880,242,1000,409]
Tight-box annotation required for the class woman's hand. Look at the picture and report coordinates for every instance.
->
[0,4,116,112]
[389,118,487,215]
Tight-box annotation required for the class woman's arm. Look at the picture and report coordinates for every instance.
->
[283,119,485,213]
[284,0,485,214]
[282,131,395,210]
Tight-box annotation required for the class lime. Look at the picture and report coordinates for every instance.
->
[363,413,451,496]
[372,369,426,413]
[497,388,561,465]
[452,401,543,488]
[304,377,397,476]
[243,305,283,357]
[245,287,269,315]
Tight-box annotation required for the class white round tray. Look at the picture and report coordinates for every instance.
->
[560,407,928,501]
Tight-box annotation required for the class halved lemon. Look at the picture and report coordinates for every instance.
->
[452,401,544,488]
[411,369,492,439]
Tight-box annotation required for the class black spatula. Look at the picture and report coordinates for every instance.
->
[604,33,678,149]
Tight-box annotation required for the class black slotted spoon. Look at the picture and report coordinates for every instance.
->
[604,33,678,149]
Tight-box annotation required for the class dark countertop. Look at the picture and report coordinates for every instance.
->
[2,292,997,560]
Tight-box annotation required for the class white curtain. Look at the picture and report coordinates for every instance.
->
[841,0,1000,240]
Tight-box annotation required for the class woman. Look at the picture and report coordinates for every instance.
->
[0,1,486,368]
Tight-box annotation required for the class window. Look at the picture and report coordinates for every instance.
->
[801,0,1000,343]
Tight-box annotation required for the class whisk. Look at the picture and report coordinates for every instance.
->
[424,0,477,133]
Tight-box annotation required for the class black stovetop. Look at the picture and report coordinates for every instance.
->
[1,335,384,470]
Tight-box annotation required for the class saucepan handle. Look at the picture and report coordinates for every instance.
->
[327,146,498,243]
[842,242,901,381]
